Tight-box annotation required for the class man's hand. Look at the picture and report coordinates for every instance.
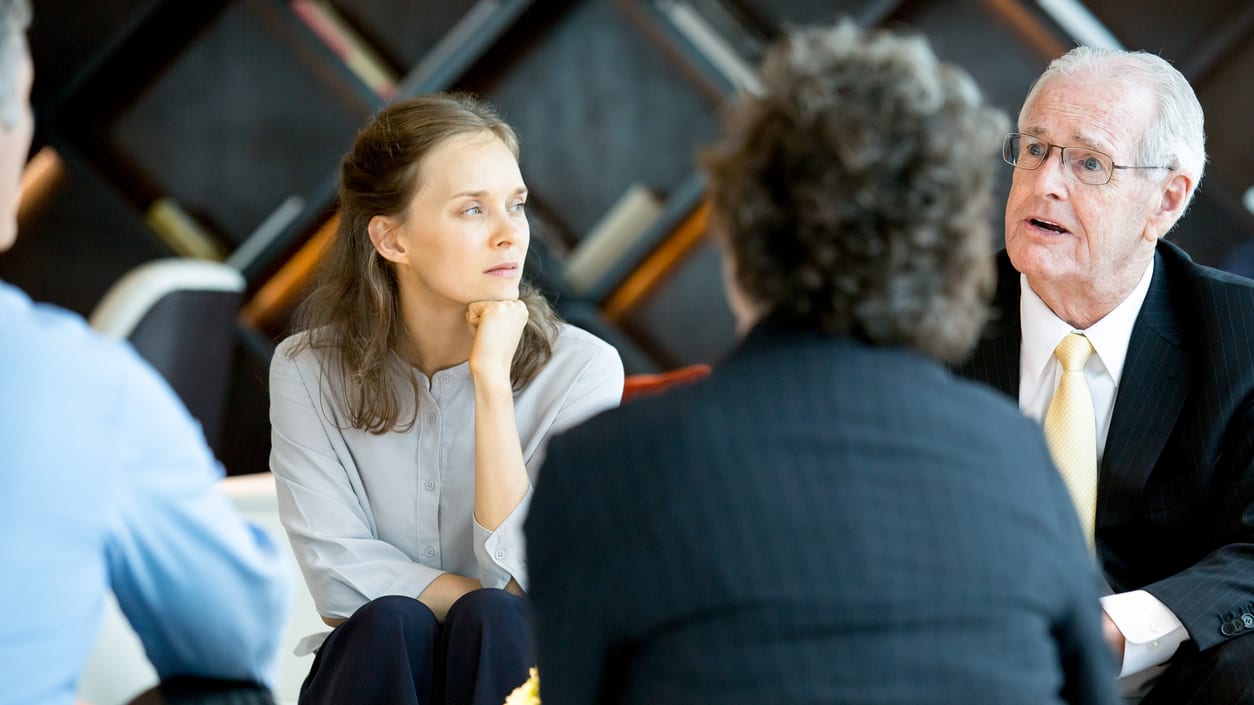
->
[466,299,529,385]
[1102,611,1126,667]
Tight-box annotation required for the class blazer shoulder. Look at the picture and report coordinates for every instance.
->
[1156,240,1254,337]
[1159,239,1254,293]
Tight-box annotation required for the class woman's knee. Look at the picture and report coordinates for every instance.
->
[346,594,440,637]
[444,588,526,628]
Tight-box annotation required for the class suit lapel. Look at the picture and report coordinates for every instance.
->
[1101,246,1192,491]
[957,252,1022,398]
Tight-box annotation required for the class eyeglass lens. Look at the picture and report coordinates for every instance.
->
[1004,133,1112,185]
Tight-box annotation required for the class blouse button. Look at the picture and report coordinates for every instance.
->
[495,550,506,560]
[426,413,437,424]
[425,546,435,557]
[424,480,436,491]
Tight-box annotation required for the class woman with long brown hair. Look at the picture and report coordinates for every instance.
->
[269,92,623,705]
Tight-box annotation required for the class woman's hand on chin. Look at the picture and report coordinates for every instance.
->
[467,299,528,384]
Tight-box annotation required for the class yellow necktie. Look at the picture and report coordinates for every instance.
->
[1044,333,1097,546]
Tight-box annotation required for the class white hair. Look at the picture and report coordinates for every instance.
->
[1021,46,1206,207]
[0,0,29,129]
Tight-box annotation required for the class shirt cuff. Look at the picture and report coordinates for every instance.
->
[473,485,533,590]
[1101,590,1189,677]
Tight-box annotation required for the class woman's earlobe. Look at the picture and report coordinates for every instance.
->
[368,215,406,262]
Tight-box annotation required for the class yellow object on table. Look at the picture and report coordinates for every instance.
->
[504,667,540,705]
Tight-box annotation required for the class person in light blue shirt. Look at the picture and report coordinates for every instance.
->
[0,1,289,703]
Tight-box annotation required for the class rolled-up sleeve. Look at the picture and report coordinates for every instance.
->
[473,488,533,590]
[474,337,624,590]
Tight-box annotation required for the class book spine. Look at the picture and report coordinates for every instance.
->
[291,0,398,99]
[656,0,762,94]
[563,184,664,295]
[146,197,226,261]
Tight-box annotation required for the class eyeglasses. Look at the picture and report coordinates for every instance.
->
[1002,132,1173,186]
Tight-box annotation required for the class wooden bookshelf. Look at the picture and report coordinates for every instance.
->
[13,0,1251,473]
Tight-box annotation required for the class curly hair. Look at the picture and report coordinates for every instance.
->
[289,93,560,433]
[701,20,1008,362]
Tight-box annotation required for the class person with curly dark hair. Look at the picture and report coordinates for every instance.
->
[525,20,1118,705]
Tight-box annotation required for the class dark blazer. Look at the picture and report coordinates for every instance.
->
[955,241,1254,699]
[526,316,1118,705]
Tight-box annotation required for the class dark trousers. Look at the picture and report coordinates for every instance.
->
[1140,635,1254,705]
[126,678,274,705]
[298,589,532,705]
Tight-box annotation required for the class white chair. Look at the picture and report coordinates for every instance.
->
[89,259,245,453]
[77,472,321,705]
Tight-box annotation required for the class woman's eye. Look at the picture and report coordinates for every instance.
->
[509,202,526,213]
[1081,156,1103,172]
[464,206,482,215]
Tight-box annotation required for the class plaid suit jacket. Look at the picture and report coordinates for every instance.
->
[528,315,1118,705]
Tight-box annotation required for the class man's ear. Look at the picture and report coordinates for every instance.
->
[368,215,406,263]
[1145,172,1192,242]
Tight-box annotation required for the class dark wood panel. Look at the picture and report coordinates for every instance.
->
[28,0,162,118]
[1085,0,1248,74]
[621,238,736,368]
[332,0,478,71]
[3,151,167,316]
[84,0,377,246]
[456,1,724,242]
[737,0,900,31]
[1195,37,1254,225]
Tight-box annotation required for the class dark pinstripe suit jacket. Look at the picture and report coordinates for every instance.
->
[526,316,1118,705]
[955,240,1254,655]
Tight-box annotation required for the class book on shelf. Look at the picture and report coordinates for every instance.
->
[291,0,399,100]
[604,199,710,322]
[563,184,665,295]
[240,212,338,335]
[145,197,226,261]
[401,0,501,91]
[655,0,764,94]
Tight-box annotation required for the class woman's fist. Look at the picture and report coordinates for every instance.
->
[466,299,529,384]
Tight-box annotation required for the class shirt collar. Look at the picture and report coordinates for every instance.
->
[1019,256,1154,387]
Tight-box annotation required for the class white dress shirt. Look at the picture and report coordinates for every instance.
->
[1017,259,1189,690]
[269,322,623,651]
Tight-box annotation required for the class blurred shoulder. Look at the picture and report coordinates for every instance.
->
[0,282,155,387]
[1161,239,1254,296]
[543,322,624,384]
[551,322,619,361]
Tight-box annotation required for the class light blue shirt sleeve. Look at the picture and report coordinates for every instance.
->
[105,355,291,686]
[0,282,289,701]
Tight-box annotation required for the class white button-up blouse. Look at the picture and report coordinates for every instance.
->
[269,323,624,622]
